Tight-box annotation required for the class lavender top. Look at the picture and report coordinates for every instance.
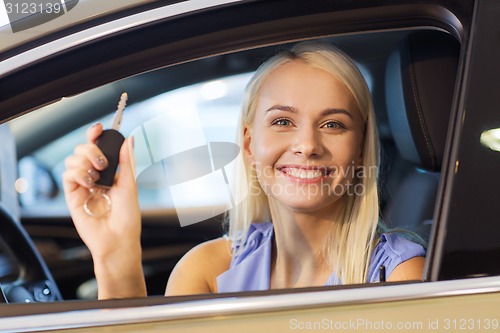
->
[217,222,425,292]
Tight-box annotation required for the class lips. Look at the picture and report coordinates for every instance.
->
[276,165,335,182]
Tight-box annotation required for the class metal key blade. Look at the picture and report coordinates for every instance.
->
[111,92,128,131]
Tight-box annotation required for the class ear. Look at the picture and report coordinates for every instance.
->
[243,125,254,164]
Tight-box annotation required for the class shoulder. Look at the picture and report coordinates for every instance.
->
[231,222,274,265]
[369,232,426,282]
[165,237,232,296]
[376,232,425,261]
[387,256,425,282]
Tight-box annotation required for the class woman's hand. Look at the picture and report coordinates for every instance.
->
[63,123,146,298]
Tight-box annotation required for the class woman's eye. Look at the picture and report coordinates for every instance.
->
[322,121,345,130]
[272,118,292,126]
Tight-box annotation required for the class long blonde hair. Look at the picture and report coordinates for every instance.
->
[228,41,380,284]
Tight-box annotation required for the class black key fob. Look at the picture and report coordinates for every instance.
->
[95,129,125,188]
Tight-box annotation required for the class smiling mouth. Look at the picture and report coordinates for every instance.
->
[276,166,336,180]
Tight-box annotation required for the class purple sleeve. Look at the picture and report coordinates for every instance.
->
[368,233,425,282]
[217,222,273,292]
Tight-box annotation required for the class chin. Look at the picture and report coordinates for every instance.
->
[274,196,342,214]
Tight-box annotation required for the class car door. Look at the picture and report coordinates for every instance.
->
[0,0,499,331]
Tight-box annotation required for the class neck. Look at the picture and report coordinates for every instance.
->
[268,199,339,288]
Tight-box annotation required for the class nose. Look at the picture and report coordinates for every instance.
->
[290,127,325,158]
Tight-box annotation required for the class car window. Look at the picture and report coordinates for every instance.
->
[14,72,253,215]
[4,28,462,305]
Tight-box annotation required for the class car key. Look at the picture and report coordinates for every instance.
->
[83,93,127,218]
[94,93,127,187]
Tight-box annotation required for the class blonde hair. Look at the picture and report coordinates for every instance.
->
[228,41,380,285]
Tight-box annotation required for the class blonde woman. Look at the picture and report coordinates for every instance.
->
[63,42,424,299]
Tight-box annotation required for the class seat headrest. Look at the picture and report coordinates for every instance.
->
[385,31,460,171]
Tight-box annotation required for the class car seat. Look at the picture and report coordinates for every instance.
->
[383,30,460,241]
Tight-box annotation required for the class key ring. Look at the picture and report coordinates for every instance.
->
[83,187,111,218]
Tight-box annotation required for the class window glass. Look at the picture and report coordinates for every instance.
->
[16,72,253,214]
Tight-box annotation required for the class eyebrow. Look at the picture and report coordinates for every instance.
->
[265,104,353,119]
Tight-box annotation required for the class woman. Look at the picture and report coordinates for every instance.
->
[63,42,425,299]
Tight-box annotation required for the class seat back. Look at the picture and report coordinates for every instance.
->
[383,30,460,236]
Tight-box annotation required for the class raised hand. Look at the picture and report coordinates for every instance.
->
[63,123,146,299]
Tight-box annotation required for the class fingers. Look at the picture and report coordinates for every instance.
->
[64,155,101,188]
[64,124,136,202]
[87,123,104,143]
[63,124,108,196]
[73,142,108,171]
[65,136,135,188]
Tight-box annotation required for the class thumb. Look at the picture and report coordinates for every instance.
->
[116,137,136,187]
[87,123,104,143]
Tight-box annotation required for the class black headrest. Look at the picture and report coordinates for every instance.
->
[385,31,460,171]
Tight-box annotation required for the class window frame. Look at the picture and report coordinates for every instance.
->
[2,0,496,328]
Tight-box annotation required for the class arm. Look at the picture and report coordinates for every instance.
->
[387,256,425,282]
[63,124,146,299]
[165,237,231,296]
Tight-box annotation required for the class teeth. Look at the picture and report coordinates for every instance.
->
[285,168,324,179]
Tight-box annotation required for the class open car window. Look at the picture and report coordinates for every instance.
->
[3,28,461,303]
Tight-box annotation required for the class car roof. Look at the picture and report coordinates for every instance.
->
[0,0,153,53]
[0,1,247,58]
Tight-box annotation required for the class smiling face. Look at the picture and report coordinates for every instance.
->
[244,60,365,214]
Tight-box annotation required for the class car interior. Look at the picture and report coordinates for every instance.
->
[0,26,460,308]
